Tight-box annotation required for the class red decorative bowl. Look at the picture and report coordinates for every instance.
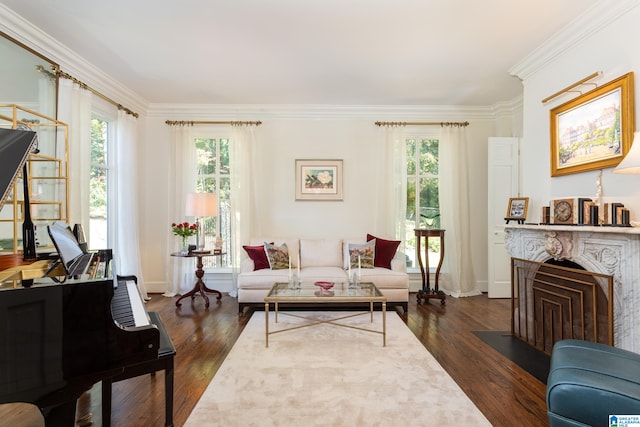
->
[314,281,334,291]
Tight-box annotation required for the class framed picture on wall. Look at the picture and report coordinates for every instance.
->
[505,197,529,222]
[550,72,635,177]
[295,159,343,201]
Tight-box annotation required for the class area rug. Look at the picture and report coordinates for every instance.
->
[185,311,490,426]
[472,331,550,384]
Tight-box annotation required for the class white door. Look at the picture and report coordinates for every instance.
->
[487,137,519,298]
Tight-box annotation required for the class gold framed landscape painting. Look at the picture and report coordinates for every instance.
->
[550,72,635,177]
[295,159,343,201]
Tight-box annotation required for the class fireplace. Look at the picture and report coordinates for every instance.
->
[511,257,613,354]
[505,224,640,352]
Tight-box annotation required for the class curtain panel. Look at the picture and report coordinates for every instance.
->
[376,126,407,243]
[113,110,148,298]
[229,125,257,297]
[438,126,479,297]
[164,126,197,296]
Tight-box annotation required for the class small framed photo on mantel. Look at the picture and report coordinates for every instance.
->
[295,159,343,201]
[505,197,529,224]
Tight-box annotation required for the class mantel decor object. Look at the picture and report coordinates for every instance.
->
[505,197,529,224]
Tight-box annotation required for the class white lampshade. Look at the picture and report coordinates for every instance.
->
[613,131,640,174]
[185,192,218,217]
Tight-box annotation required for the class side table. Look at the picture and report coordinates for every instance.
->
[171,251,225,308]
[414,229,446,305]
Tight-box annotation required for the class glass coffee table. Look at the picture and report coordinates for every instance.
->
[264,281,387,347]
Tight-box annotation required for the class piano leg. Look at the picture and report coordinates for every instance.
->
[165,357,175,427]
[102,379,113,427]
[42,400,78,427]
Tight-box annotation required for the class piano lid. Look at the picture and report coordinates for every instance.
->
[0,128,37,211]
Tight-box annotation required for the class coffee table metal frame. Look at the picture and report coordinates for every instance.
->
[264,281,387,347]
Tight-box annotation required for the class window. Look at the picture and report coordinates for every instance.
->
[405,136,440,269]
[194,137,231,268]
[89,115,110,250]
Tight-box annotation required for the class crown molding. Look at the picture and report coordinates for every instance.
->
[509,0,640,81]
[2,2,518,122]
[1,3,148,116]
[147,103,498,122]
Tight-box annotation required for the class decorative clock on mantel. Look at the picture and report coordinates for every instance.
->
[552,198,576,225]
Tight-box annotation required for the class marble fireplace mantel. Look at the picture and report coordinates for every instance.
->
[504,224,640,352]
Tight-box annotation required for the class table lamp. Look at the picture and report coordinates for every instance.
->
[185,192,218,250]
[613,131,640,174]
[613,131,640,226]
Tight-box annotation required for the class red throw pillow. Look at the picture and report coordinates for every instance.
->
[367,234,401,269]
[243,245,270,270]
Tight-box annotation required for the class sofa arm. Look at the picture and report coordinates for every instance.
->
[391,258,406,273]
[240,258,255,273]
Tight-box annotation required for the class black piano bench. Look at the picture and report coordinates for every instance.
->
[102,311,176,427]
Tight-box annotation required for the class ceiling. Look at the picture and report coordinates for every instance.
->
[3,0,599,106]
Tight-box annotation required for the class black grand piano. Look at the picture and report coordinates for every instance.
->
[0,128,175,426]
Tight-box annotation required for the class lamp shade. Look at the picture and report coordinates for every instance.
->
[613,131,640,174]
[185,192,218,217]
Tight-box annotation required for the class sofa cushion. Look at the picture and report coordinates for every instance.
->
[299,239,343,268]
[242,245,270,271]
[237,269,290,289]
[358,267,409,289]
[347,241,375,269]
[264,242,290,270]
[367,234,401,269]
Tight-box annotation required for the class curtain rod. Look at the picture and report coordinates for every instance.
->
[375,121,469,127]
[35,64,56,81]
[53,66,139,118]
[541,71,602,104]
[165,120,262,126]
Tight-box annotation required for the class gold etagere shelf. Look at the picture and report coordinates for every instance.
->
[0,104,69,254]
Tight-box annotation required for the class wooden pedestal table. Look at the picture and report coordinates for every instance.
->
[414,229,446,305]
[171,251,224,308]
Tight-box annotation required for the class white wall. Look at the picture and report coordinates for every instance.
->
[514,2,640,222]
[140,109,499,293]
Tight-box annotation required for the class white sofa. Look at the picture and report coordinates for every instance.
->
[237,237,409,313]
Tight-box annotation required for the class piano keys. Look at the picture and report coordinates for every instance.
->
[112,277,150,328]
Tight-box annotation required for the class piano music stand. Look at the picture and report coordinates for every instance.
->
[171,252,225,308]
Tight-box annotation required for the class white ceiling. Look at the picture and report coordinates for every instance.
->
[2,0,599,106]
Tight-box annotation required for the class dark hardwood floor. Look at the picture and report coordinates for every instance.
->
[90,292,548,426]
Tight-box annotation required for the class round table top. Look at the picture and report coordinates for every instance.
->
[170,251,225,258]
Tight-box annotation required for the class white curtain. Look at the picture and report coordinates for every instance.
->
[438,126,479,297]
[57,79,92,229]
[376,126,407,241]
[113,110,148,298]
[164,125,197,296]
[229,125,257,297]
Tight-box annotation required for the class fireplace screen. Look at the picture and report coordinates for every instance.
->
[511,257,613,354]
